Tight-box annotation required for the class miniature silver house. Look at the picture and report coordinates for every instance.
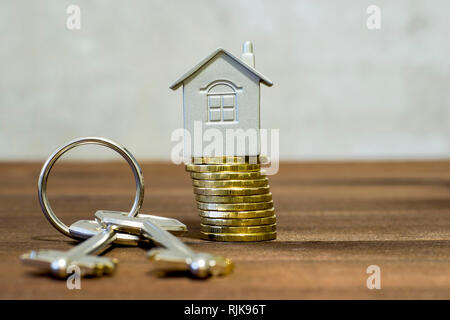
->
[170,41,273,158]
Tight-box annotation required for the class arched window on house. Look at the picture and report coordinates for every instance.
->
[206,82,237,123]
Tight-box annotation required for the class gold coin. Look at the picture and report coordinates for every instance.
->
[185,163,260,172]
[197,201,274,211]
[199,208,275,219]
[192,178,268,188]
[192,156,260,165]
[200,215,276,226]
[190,171,264,180]
[200,231,277,242]
[196,193,272,203]
[193,186,270,196]
[201,223,276,234]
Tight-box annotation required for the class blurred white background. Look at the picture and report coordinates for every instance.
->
[0,0,449,160]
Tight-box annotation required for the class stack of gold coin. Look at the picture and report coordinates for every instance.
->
[185,156,276,242]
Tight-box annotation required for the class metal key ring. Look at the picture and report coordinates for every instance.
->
[38,137,144,238]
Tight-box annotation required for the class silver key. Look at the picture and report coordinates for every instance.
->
[21,226,117,278]
[69,210,187,246]
[95,211,234,278]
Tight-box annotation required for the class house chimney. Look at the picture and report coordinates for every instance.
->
[241,41,255,68]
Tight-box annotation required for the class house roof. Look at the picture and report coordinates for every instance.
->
[169,48,273,90]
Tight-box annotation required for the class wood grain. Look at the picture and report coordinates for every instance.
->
[0,161,449,299]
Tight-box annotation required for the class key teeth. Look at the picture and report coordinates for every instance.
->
[79,257,118,277]
[148,249,234,278]
[93,261,117,277]
[189,254,234,278]
[106,258,119,275]
[209,256,235,277]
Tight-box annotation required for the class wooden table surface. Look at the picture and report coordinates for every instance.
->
[0,161,449,299]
